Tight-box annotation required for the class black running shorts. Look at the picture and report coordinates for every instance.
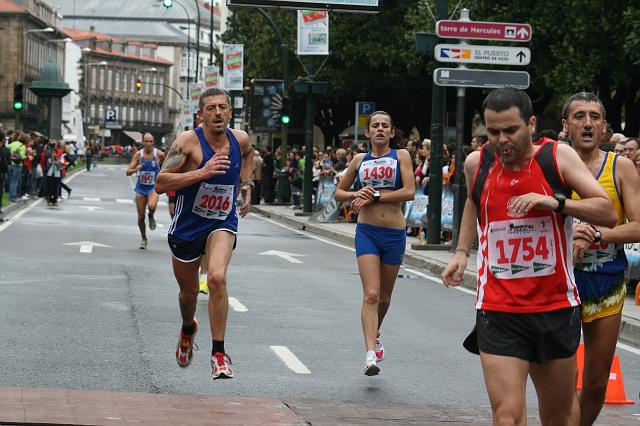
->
[476,306,581,364]
[168,230,237,263]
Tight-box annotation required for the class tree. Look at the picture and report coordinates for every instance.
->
[221,1,640,145]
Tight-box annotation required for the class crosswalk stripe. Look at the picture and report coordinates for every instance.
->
[116,199,134,204]
[83,197,101,202]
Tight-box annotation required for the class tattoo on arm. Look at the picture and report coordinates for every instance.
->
[161,146,186,172]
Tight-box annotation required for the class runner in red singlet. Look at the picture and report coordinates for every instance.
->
[442,88,616,425]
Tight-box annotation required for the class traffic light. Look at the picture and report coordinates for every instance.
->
[13,83,24,111]
[135,78,142,93]
[162,0,173,8]
[281,97,290,125]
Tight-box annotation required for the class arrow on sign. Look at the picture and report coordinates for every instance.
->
[516,51,527,63]
[64,241,112,254]
[259,250,307,264]
[517,27,529,39]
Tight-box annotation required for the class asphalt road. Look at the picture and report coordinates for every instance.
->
[1,164,639,420]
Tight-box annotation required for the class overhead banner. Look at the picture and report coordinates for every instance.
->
[297,10,329,55]
[224,44,244,91]
[203,65,220,88]
[227,0,381,13]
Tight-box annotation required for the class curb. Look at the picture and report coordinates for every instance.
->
[252,205,640,349]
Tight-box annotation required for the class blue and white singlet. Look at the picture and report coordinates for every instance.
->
[168,127,242,239]
[354,148,403,191]
[135,148,160,196]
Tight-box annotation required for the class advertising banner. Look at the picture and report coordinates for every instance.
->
[297,10,329,55]
[203,65,220,88]
[224,44,244,91]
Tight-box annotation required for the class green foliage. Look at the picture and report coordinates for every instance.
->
[222,0,640,143]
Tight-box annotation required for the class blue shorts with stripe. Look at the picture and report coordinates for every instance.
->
[355,223,406,265]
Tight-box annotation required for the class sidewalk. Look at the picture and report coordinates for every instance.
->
[252,204,640,349]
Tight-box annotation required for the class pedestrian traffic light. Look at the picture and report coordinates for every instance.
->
[13,83,24,111]
[281,97,290,125]
[135,78,142,93]
[162,0,173,8]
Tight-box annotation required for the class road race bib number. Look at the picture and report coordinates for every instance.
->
[487,217,556,279]
[138,171,156,186]
[572,218,618,265]
[359,157,398,189]
[192,183,234,220]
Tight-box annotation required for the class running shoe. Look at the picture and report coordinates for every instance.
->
[139,238,148,249]
[211,352,234,379]
[375,336,384,362]
[148,214,156,230]
[364,358,380,376]
[199,276,209,294]
[175,319,198,367]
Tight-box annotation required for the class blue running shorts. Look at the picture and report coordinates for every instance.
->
[355,223,406,265]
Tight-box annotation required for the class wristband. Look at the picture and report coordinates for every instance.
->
[454,248,470,257]
[241,179,255,189]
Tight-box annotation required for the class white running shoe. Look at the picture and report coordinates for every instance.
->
[211,352,234,379]
[364,358,380,376]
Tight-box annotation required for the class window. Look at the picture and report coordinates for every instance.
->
[91,68,97,89]
[114,71,120,93]
[122,106,127,124]
[130,106,135,122]
[158,73,164,96]
[98,104,104,123]
[99,69,105,90]
[152,74,157,96]
[123,71,128,92]
[151,109,156,124]
[136,107,141,122]
[107,69,113,90]
[90,103,96,119]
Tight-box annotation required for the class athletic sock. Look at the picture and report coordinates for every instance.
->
[366,350,376,361]
[181,323,195,336]
[212,340,225,355]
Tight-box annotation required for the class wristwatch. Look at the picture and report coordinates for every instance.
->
[552,193,566,212]
[373,190,381,202]
[593,228,602,243]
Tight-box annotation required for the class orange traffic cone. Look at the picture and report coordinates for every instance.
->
[575,343,635,404]
[576,343,585,390]
[604,355,634,404]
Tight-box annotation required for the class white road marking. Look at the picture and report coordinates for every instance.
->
[63,169,85,184]
[63,241,112,254]
[402,267,477,296]
[251,213,355,252]
[83,197,101,202]
[228,297,248,312]
[116,198,134,204]
[79,206,104,212]
[270,346,311,374]
[259,249,306,264]
[616,341,640,356]
[0,198,42,233]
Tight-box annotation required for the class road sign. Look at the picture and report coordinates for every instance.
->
[105,109,117,122]
[434,68,530,89]
[436,20,532,42]
[435,44,530,66]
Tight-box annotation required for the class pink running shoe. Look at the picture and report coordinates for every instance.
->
[211,352,234,379]
[175,319,198,367]
[375,336,384,362]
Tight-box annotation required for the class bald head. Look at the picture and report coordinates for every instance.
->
[610,133,627,145]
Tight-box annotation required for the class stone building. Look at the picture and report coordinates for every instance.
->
[0,0,68,131]
[65,28,173,146]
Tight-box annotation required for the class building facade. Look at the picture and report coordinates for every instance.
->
[0,0,68,131]
[66,28,173,146]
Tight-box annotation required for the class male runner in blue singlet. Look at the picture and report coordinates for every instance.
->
[126,133,165,249]
[156,88,253,379]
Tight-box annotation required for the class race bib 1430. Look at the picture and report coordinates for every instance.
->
[487,216,556,279]
[359,157,398,189]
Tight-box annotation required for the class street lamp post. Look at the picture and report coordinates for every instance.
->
[82,61,107,134]
[162,0,192,101]
[20,27,55,128]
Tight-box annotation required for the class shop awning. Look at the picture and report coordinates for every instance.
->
[123,131,143,143]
